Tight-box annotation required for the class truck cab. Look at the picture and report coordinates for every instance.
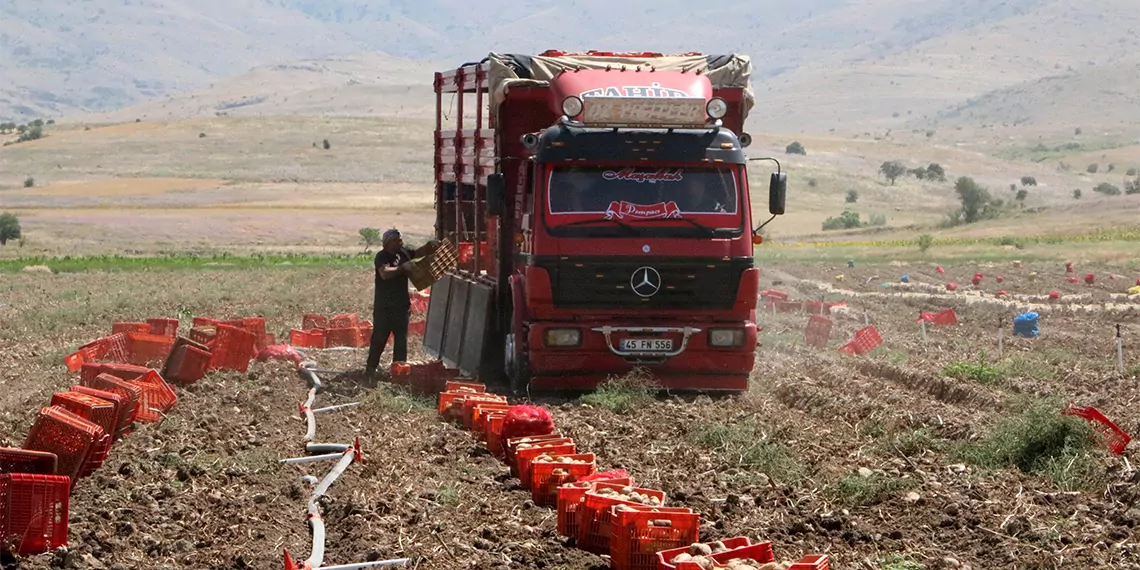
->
[425,51,786,394]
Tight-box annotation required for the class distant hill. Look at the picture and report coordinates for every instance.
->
[2,0,1138,135]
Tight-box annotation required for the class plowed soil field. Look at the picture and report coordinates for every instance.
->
[2,261,1139,570]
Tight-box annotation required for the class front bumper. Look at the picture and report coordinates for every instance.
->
[525,320,757,392]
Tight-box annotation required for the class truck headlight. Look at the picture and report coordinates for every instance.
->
[709,328,744,347]
[706,97,728,120]
[545,328,581,347]
[562,96,583,117]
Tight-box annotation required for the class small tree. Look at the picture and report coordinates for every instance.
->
[1020,176,1037,187]
[1087,163,1099,174]
[785,141,806,155]
[359,227,382,251]
[0,213,21,246]
[1015,189,1028,201]
[1127,167,1137,176]
[1094,182,1121,196]
[23,176,34,188]
[879,161,907,185]
[322,139,331,150]
[821,210,864,231]
[1009,183,1017,192]
[1074,127,1082,135]
[1125,177,1140,195]
[909,166,928,180]
[17,125,43,143]
[1108,163,1115,172]
[926,163,946,181]
[845,189,859,203]
[1072,189,1082,199]
[917,233,934,253]
[955,176,995,223]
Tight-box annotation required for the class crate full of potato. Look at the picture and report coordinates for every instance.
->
[529,452,596,506]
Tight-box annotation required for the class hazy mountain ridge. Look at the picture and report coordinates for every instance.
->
[1,0,1135,134]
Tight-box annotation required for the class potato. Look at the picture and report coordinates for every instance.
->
[689,543,713,557]
[694,556,715,570]
[551,468,568,475]
[670,553,694,564]
[621,486,634,494]
[756,564,778,570]
[649,519,673,527]
[710,540,728,553]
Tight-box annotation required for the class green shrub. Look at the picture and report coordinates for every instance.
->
[821,210,863,231]
[580,369,656,413]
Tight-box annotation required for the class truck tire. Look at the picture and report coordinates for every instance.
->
[504,308,531,396]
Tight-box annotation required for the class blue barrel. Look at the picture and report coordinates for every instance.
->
[1013,312,1039,338]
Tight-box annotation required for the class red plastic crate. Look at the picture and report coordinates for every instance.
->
[437,388,493,415]
[556,477,634,539]
[610,506,698,570]
[125,370,177,422]
[464,400,510,432]
[470,403,511,440]
[64,333,129,372]
[83,373,143,426]
[209,324,256,372]
[162,337,212,384]
[0,448,58,476]
[302,314,328,330]
[227,317,268,352]
[504,433,563,466]
[80,362,150,385]
[330,313,360,328]
[530,453,596,507]
[1064,404,1132,454]
[147,318,180,338]
[124,332,176,367]
[445,381,486,393]
[189,326,217,346]
[49,392,118,447]
[656,537,756,570]
[839,326,883,356]
[23,406,108,484]
[290,329,326,349]
[788,554,829,569]
[325,327,366,348]
[0,473,70,555]
[485,412,507,458]
[112,322,150,334]
[804,315,833,349]
[68,387,127,441]
[578,482,667,555]
[515,440,576,486]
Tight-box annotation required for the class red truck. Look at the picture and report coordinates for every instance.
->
[423,50,786,393]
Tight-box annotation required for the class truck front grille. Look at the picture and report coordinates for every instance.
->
[535,257,751,310]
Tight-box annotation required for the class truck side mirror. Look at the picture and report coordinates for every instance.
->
[769,173,787,215]
[486,173,506,217]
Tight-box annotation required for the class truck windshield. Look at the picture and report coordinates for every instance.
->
[546,166,740,226]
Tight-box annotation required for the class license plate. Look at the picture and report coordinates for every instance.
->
[621,338,673,352]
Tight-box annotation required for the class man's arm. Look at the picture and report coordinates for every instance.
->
[378,265,404,280]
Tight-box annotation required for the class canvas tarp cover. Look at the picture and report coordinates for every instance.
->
[485,53,754,116]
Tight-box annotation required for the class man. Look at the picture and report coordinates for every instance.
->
[365,228,438,375]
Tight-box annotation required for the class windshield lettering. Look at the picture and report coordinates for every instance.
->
[548,167,738,222]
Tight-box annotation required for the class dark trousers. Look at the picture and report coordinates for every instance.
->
[366,306,410,370]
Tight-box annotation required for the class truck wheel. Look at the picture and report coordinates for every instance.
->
[505,331,531,396]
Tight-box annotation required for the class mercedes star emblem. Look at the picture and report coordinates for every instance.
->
[631,266,662,298]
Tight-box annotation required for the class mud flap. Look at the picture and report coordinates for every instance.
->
[424,274,495,378]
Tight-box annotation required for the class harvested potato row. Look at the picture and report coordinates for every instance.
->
[532,455,589,464]
[671,543,794,570]
[593,486,663,506]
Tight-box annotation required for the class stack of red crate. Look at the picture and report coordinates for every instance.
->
[289,312,372,348]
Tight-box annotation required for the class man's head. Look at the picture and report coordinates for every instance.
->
[382,228,403,252]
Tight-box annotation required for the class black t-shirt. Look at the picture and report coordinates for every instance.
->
[374,247,413,308]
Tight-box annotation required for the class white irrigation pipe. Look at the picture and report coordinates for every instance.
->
[1117,324,1125,373]
[316,559,411,570]
[306,443,351,454]
[304,444,360,570]
[281,453,344,464]
[312,402,361,414]
[301,388,318,442]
